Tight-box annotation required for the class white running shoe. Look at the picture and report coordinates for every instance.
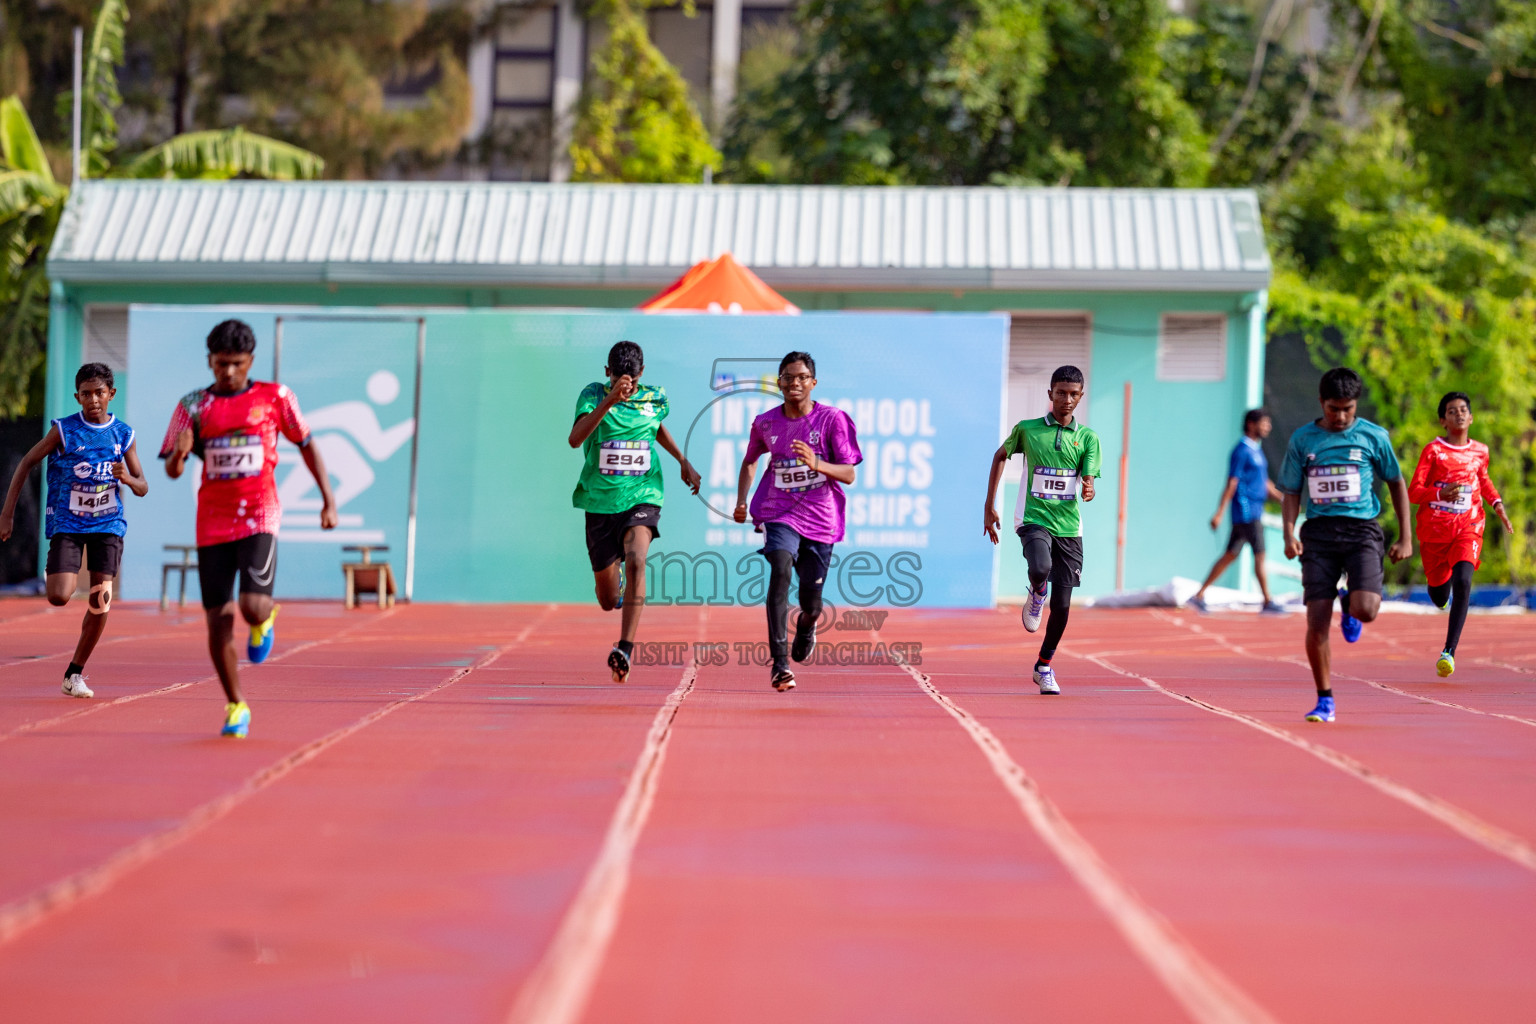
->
[1023,584,1047,633]
[62,674,94,699]
[1033,664,1060,695]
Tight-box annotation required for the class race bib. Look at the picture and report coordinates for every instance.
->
[1429,481,1474,514]
[773,458,826,492]
[598,439,652,476]
[1030,467,1078,501]
[1306,464,1362,504]
[68,483,118,517]
[205,434,265,480]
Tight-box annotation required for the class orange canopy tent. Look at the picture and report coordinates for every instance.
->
[639,252,800,314]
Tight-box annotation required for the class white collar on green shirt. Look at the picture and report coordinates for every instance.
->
[1044,412,1079,431]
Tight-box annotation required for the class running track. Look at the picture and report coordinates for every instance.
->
[2,599,1535,1022]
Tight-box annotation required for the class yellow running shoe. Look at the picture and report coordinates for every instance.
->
[248,604,280,664]
[1436,651,1456,678]
[221,701,251,738]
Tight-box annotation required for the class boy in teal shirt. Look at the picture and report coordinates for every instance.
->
[983,366,1102,694]
[1279,367,1412,722]
[569,341,700,682]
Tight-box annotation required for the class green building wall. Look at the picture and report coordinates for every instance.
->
[47,279,1270,601]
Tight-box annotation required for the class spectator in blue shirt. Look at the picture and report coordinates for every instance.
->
[1189,409,1285,613]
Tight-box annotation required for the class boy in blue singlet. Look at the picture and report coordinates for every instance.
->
[0,364,148,698]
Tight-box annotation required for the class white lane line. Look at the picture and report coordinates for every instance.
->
[1083,651,1536,875]
[0,608,403,744]
[1153,611,1536,732]
[0,607,553,946]
[892,654,1280,1024]
[504,658,699,1024]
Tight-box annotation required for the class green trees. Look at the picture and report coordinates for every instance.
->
[570,0,719,183]
[0,0,323,419]
[724,0,1209,186]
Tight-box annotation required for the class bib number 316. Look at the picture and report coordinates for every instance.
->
[1306,465,1362,505]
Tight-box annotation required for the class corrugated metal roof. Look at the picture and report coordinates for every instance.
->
[48,181,1270,292]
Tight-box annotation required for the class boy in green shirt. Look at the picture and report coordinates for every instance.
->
[569,341,701,682]
[983,366,1103,694]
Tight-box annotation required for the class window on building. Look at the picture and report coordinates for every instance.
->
[1157,314,1227,382]
[494,5,556,107]
[649,5,713,102]
[1007,314,1092,429]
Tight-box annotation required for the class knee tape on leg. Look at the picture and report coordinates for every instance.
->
[88,581,112,615]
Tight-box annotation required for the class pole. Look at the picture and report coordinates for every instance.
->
[72,28,83,183]
[1116,381,1131,592]
[404,317,425,602]
[272,316,283,381]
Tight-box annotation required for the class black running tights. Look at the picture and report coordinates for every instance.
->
[1428,560,1475,656]
[766,549,824,660]
[1038,584,1073,664]
[1022,530,1074,663]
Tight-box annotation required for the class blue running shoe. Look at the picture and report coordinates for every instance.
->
[1338,589,1362,643]
[1023,584,1047,633]
[1188,594,1210,614]
[1260,601,1287,615]
[221,701,251,738]
[247,604,279,663]
[1305,695,1335,722]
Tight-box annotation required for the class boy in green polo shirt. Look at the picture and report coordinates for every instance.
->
[569,340,701,682]
[983,365,1103,694]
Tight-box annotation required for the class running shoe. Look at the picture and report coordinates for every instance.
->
[1188,594,1210,614]
[61,673,93,699]
[1260,601,1287,615]
[1338,589,1362,644]
[1023,583,1048,633]
[1436,651,1456,678]
[1304,695,1335,723]
[607,645,631,683]
[771,659,796,692]
[247,604,279,664]
[221,701,251,738]
[791,613,817,663]
[1034,663,1061,695]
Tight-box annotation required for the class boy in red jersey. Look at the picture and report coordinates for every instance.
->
[161,320,337,737]
[1408,391,1514,678]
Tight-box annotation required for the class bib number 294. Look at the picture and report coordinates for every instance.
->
[599,440,652,476]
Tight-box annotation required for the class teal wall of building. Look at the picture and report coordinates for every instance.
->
[47,279,1273,602]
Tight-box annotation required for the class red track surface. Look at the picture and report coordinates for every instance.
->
[3,599,1536,1022]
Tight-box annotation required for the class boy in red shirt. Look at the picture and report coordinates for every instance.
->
[1408,391,1514,678]
[161,320,337,737]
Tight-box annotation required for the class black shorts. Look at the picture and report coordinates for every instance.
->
[46,533,123,577]
[1226,519,1265,555]
[199,533,278,610]
[584,504,660,572]
[1299,517,1385,603]
[1018,524,1084,588]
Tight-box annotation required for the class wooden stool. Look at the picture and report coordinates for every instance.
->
[160,544,198,611]
[343,545,396,609]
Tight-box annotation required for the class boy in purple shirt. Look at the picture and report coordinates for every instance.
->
[734,352,862,691]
